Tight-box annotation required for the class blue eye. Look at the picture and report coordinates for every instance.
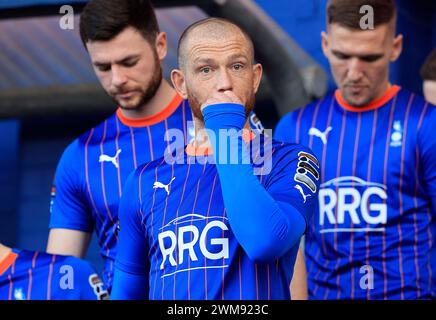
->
[201,67,211,74]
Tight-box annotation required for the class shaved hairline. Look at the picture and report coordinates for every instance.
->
[326,0,398,36]
[177,17,255,70]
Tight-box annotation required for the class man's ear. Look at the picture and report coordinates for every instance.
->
[252,63,263,94]
[321,31,329,59]
[155,32,168,61]
[171,69,188,99]
[390,34,403,62]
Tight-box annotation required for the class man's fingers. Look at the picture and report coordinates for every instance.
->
[201,97,221,111]
[222,90,242,104]
[201,91,243,111]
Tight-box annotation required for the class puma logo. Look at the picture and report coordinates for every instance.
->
[308,127,332,145]
[99,149,122,169]
[295,184,311,203]
[153,177,176,195]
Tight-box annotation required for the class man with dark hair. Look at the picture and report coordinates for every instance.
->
[79,0,160,46]
[420,49,436,104]
[275,0,436,299]
[46,0,263,293]
[46,0,190,293]
[111,18,319,300]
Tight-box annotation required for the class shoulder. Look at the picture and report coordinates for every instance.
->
[272,139,320,183]
[58,255,99,277]
[54,255,99,280]
[275,95,334,140]
[59,256,109,300]
[8,249,31,268]
[58,114,118,165]
[18,251,93,272]
[251,136,318,178]
[396,88,434,114]
[279,95,334,123]
[259,139,320,198]
[75,113,118,146]
[13,250,59,270]
[271,139,317,163]
[394,89,436,132]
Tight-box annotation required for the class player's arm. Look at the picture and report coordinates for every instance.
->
[274,111,308,298]
[47,229,91,258]
[418,105,436,214]
[111,171,149,300]
[290,246,308,300]
[46,142,94,258]
[203,98,319,262]
[249,111,265,135]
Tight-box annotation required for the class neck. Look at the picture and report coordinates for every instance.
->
[0,244,12,264]
[191,114,252,149]
[373,81,391,101]
[120,79,176,119]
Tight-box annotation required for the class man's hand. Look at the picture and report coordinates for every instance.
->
[200,90,248,145]
[201,90,243,113]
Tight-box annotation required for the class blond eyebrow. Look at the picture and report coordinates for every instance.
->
[193,54,250,66]
[193,57,216,65]
[227,53,249,63]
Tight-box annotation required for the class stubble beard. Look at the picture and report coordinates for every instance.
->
[116,53,163,112]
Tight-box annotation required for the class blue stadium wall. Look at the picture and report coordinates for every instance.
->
[255,0,436,95]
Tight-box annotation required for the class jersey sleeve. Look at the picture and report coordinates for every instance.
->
[111,170,149,299]
[249,111,265,135]
[203,103,319,262]
[417,104,436,215]
[265,144,320,229]
[49,140,94,232]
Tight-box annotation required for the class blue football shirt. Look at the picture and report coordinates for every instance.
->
[50,93,266,291]
[275,85,436,299]
[115,136,319,300]
[0,249,108,300]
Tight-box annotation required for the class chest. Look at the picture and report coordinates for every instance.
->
[299,108,419,193]
[142,166,236,270]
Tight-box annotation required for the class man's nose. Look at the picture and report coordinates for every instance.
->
[216,68,233,92]
[347,58,364,82]
[111,65,128,88]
